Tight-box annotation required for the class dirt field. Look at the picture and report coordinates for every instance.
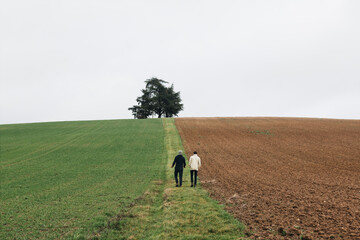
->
[176,117,360,239]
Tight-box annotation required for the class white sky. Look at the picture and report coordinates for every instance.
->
[1,0,359,124]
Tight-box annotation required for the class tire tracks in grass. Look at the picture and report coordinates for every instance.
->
[1,119,169,240]
[0,121,105,169]
[0,123,87,165]
[2,120,154,238]
[9,174,123,239]
[0,122,107,193]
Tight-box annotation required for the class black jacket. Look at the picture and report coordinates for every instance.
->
[172,155,186,169]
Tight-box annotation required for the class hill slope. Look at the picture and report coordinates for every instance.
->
[176,117,360,239]
[0,119,166,239]
[98,118,247,239]
[1,119,248,240]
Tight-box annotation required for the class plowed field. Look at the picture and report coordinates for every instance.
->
[175,117,360,239]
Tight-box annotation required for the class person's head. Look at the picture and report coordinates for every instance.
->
[194,151,197,155]
[178,150,183,155]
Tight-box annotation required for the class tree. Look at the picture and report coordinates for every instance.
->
[128,78,183,119]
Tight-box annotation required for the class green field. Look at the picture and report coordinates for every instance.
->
[0,119,166,239]
[0,119,246,239]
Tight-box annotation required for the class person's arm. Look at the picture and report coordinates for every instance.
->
[183,156,186,168]
[198,157,201,168]
[171,157,176,168]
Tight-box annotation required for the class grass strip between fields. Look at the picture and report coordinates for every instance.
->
[104,118,247,239]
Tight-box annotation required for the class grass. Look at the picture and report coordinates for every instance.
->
[1,118,247,239]
[0,119,166,239]
[104,118,247,239]
[247,126,273,135]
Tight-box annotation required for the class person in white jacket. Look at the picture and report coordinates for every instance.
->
[189,151,201,187]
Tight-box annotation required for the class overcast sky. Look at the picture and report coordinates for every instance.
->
[1,0,359,124]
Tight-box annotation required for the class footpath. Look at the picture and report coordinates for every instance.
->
[99,118,246,239]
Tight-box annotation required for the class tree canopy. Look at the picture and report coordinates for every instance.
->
[128,78,183,119]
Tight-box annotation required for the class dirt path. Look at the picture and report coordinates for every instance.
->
[176,117,360,239]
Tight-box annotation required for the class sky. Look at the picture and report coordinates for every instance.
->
[1,0,360,124]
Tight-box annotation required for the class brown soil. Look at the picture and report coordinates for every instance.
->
[175,117,360,239]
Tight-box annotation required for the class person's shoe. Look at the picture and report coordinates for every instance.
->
[176,184,179,187]
[190,184,193,187]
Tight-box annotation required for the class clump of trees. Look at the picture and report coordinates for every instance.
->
[128,78,183,119]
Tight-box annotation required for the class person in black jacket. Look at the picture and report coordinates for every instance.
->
[171,150,186,187]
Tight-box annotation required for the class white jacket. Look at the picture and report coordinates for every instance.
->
[189,154,201,171]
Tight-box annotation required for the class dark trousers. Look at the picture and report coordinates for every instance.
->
[174,168,183,186]
[190,170,198,186]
